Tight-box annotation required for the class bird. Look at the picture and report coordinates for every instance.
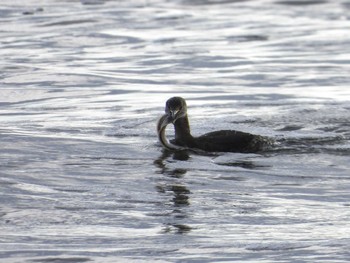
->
[157,97,272,153]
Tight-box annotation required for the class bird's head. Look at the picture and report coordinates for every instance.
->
[157,97,188,133]
[165,97,187,124]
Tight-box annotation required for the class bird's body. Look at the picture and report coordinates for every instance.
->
[157,97,272,153]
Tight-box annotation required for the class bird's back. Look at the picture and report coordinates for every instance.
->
[195,130,270,153]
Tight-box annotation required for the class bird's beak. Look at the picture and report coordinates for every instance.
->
[169,110,180,124]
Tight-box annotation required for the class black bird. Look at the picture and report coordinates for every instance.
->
[157,97,272,153]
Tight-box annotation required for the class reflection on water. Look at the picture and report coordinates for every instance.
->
[154,150,192,234]
[1,0,350,262]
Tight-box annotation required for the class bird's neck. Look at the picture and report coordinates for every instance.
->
[174,115,194,144]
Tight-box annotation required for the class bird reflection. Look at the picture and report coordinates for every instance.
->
[162,223,192,235]
[153,149,193,234]
[171,184,191,206]
[153,149,190,176]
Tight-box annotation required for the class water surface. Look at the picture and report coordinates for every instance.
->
[1,0,350,262]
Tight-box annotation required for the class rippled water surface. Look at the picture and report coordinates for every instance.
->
[1,0,350,262]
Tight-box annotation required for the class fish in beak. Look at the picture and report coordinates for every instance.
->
[157,114,186,151]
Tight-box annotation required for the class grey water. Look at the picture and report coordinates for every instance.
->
[1,0,350,262]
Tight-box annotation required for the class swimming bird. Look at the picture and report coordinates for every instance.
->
[157,97,272,153]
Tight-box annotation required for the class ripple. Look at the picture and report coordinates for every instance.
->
[40,19,98,27]
[275,0,328,5]
[30,257,91,263]
[216,160,271,170]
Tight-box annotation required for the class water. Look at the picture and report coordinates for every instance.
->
[1,0,350,262]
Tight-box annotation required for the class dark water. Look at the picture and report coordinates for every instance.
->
[1,0,350,262]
